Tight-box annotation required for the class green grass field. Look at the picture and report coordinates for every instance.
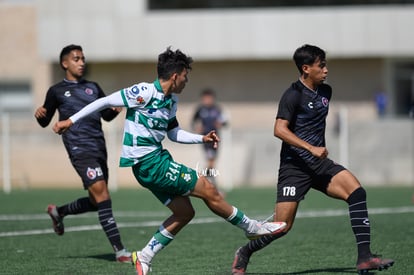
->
[1,186,413,274]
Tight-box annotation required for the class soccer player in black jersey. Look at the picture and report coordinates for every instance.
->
[34,44,131,263]
[231,44,394,275]
[192,88,227,185]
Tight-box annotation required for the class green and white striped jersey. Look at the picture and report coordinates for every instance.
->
[118,79,178,167]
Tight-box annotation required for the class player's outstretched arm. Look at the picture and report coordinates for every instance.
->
[52,91,125,134]
[167,126,204,144]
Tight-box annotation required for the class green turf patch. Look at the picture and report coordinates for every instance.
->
[0,186,412,274]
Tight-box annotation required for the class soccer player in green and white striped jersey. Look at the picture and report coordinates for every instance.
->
[53,47,286,275]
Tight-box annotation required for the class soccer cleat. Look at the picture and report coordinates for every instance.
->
[245,221,287,240]
[356,254,394,274]
[132,251,151,275]
[46,204,64,235]
[232,247,250,275]
[116,248,132,263]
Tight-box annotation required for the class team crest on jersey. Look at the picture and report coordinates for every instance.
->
[86,167,97,180]
[321,97,329,107]
[181,173,192,182]
[86,167,103,180]
[85,88,93,95]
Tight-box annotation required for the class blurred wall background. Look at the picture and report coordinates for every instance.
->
[1,0,413,191]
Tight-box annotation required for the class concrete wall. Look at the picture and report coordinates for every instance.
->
[1,104,413,190]
[0,2,51,106]
[36,1,414,61]
[62,58,385,105]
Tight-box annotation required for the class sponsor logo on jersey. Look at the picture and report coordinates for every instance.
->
[130,85,140,95]
[125,85,145,102]
[85,88,93,95]
[321,97,329,107]
[149,239,160,251]
[96,167,103,176]
[136,96,145,104]
[64,91,71,97]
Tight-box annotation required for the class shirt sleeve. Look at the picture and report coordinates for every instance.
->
[276,89,301,122]
[93,82,120,121]
[119,83,152,108]
[36,88,58,127]
[167,127,204,144]
[70,91,125,123]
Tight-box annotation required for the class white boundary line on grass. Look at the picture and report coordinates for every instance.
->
[0,211,170,221]
[1,206,413,238]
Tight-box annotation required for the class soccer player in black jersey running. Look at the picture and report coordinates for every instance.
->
[34,44,131,263]
[231,44,394,275]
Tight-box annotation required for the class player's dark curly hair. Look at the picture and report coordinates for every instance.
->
[293,44,326,74]
[157,46,193,80]
[59,44,83,70]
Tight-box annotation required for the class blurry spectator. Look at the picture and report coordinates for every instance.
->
[374,91,387,118]
[192,88,228,185]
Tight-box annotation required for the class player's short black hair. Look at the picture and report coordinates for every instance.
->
[59,44,83,70]
[201,88,215,97]
[157,46,193,80]
[293,44,326,74]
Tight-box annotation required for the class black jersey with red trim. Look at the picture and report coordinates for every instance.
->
[36,79,118,158]
[192,104,224,135]
[276,80,332,164]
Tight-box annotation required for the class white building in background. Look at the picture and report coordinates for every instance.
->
[1,0,414,189]
[35,0,414,114]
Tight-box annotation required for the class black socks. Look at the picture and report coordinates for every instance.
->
[347,187,372,260]
[97,199,124,252]
[58,197,97,216]
[57,197,124,252]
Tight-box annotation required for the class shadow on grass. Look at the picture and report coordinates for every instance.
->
[217,266,366,274]
[85,253,116,262]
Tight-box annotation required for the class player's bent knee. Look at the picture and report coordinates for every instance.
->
[195,176,221,200]
[204,180,221,196]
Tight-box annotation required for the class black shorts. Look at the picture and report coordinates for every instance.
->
[277,157,346,202]
[203,143,218,160]
[70,153,109,189]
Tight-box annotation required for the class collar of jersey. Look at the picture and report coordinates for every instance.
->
[153,78,173,100]
[298,79,318,94]
[153,79,163,93]
[64,78,83,84]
